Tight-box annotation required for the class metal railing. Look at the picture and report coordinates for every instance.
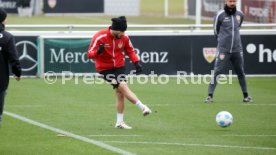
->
[6,23,276,32]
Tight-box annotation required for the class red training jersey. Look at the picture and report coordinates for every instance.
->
[87,27,139,72]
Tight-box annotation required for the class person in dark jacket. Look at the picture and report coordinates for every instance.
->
[0,8,21,127]
[205,0,252,103]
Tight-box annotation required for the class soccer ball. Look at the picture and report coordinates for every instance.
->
[216,111,233,127]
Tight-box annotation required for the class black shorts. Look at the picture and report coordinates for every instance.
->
[100,67,126,89]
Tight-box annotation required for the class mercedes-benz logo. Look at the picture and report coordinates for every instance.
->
[16,40,37,72]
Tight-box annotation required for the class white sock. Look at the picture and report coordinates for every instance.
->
[135,100,145,110]
[116,113,124,124]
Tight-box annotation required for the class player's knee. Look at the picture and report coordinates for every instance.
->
[213,68,223,75]
[235,69,245,77]
[118,81,128,88]
[118,82,130,92]
[237,72,245,78]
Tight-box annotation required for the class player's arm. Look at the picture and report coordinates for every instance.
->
[124,37,139,63]
[214,12,222,38]
[124,37,142,73]
[87,33,105,59]
[239,12,244,27]
[7,36,21,80]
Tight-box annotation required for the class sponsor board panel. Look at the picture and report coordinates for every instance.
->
[14,36,38,76]
[242,35,276,74]
[242,0,276,23]
[41,36,192,75]
[43,0,104,13]
[0,0,17,13]
[126,36,191,75]
[188,0,276,23]
[192,35,276,74]
[37,34,276,76]
[43,39,95,73]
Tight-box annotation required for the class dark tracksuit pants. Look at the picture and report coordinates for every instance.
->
[0,90,6,120]
[208,52,248,95]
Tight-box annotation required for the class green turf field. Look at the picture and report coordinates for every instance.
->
[1,0,275,154]
[0,77,275,155]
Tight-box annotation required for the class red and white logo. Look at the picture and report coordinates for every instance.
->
[203,48,217,63]
[219,53,225,60]
[48,0,57,9]
[118,41,123,49]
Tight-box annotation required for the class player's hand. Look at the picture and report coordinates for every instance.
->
[15,76,20,81]
[134,61,142,74]
[12,66,21,78]
[97,44,104,55]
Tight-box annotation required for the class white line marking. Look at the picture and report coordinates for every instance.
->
[147,104,171,107]
[108,103,276,107]
[243,104,276,106]
[88,135,142,137]
[4,111,135,155]
[6,105,45,107]
[222,135,276,137]
[106,104,180,107]
[104,141,276,151]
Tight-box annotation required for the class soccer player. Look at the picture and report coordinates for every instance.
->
[0,8,21,127]
[87,16,151,129]
[205,0,252,103]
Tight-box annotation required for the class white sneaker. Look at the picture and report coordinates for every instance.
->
[115,122,132,129]
[142,105,152,116]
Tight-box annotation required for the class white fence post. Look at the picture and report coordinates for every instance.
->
[237,0,242,11]
[196,0,202,25]
[164,0,169,17]
[184,0,188,17]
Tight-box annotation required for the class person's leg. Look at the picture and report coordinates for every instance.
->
[231,52,252,102]
[117,81,138,104]
[206,52,230,102]
[117,81,151,116]
[116,89,124,114]
[114,88,132,129]
[114,67,151,116]
[0,90,6,126]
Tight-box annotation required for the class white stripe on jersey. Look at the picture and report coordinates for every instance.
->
[128,39,134,48]
[214,10,225,35]
[124,34,134,48]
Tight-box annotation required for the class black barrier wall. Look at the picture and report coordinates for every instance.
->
[14,36,38,76]
[0,0,17,13]
[125,36,191,75]
[128,35,276,75]
[191,35,276,74]
[14,33,276,76]
[241,35,276,74]
[43,0,104,13]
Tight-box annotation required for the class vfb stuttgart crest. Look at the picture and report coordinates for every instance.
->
[118,41,123,49]
[203,48,217,63]
[48,0,57,8]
